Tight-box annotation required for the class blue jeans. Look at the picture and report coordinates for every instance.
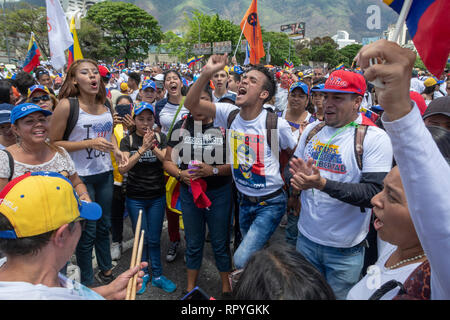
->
[126,195,166,277]
[233,190,287,269]
[180,183,232,272]
[285,213,299,247]
[296,232,365,300]
[76,171,114,286]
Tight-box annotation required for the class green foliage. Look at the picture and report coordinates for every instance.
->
[338,43,363,66]
[77,19,115,62]
[86,1,163,66]
[160,31,189,61]
[0,4,49,58]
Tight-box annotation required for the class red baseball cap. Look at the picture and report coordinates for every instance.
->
[317,70,366,96]
[98,65,110,78]
[409,91,427,116]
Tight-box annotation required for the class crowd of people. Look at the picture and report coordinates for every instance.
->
[0,38,449,301]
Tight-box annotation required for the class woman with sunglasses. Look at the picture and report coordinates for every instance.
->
[26,85,58,112]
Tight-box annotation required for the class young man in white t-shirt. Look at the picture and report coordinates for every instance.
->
[212,68,235,103]
[289,69,393,299]
[184,54,297,269]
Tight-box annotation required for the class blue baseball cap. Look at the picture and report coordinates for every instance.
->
[311,83,325,92]
[219,92,237,103]
[289,82,309,95]
[0,103,14,124]
[141,79,157,91]
[10,103,52,124]
[133,102,154,117]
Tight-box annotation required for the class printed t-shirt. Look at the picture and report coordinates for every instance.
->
[294,114,393,248]
[214,103,297,197]
[158,101,190,135]
[167,117,231,190]
[120,131,167,200]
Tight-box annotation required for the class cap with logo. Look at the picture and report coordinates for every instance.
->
[0,172,102,239]
[140,79,157,91]
[315,70,366,96]
[10,103,52,124]
[98,65,111,79]
[133,101,154,117]
[289,82,309,95]
[27,85,50,98]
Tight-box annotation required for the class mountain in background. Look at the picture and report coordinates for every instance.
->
[23,0,398,41]
[133,0,398,41]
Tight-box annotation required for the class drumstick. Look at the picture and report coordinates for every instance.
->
[130,230,145,300]
[125,209,142,300]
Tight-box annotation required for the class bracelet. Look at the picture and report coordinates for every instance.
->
[137,149,142,156]
[176,169,181,181]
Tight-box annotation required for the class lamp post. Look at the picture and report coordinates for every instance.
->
[1,0,11,64]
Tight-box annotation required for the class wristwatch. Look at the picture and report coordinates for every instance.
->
[212,166,219,176]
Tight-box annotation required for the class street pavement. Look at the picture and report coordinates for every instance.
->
[92,214,287,300]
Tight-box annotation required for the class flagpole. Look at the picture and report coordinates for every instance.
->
[233,18,247,58]
[392,0,412,44]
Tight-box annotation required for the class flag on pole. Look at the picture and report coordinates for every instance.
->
[382,0,450,78]
[284,60,294,69]
[22,33,41,73]
[240,0,265,65]
[68,15,84,68]
[116,60,125,68]
[46,0,73,70]
[187,57,196,68]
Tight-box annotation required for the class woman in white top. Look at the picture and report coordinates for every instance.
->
[0,104,89,200]
[50,59,126,287]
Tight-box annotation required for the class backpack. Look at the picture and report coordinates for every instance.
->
[226,109,294,180]
[2,149,14,181]
[62,97,114,141]
[304,120,370,171]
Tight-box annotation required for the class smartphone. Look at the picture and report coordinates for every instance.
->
[116,104,131,117]
[181,286,214,300]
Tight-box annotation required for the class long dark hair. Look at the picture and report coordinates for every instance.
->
[0,79,12,104]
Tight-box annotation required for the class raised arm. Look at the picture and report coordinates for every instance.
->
[184,54,229,118]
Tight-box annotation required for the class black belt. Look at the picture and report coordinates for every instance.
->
[241,188,284,204]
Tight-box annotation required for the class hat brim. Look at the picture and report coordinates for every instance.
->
[315,88,363,95]
[12,109,52,123]
[134,106,155,116]
[423,111,450,120]
[79,201,102,221]
[28,88,49,97]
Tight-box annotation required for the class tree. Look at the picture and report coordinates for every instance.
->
[77,19,115,62]
[86,1,163,67]
[338,44,363,67]
[0,4,49,58]
[262,31,301,66]
[159,31,188,61]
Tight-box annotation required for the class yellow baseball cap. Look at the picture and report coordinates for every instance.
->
[0,172,102,239]
[424,77,437,87]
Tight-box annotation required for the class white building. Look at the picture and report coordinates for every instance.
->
[383,23,411,46]
[61,0,103,17]
[332,30,357,49]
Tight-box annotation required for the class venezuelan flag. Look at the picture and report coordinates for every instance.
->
[383,0,450,77]
[284,60,293,69]
[22,34,41,73]
[116,60,125,68]
[195,55,204,62]
[360,106,379,123]
[187,57,196,68]
[335,63,345,70]
[68,16,84,69]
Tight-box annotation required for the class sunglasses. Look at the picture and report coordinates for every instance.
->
[31,95,50,103]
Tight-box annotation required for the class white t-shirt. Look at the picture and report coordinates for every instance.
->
[0,258,104,300]
[274,85,288,112]
[214,103,297,197]
[279,109,314,141]
[159,101,190,136]
[410,77,425,94]
[68,108,114,177]
[347,245,422,300]
[294,114,393,248]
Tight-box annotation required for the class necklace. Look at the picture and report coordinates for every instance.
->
[386,253,426,270]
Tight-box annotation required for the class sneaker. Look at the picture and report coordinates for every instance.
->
[152,275,176,293]
[111,242,122,261]
[166,241,179,262]
[95,270,115,285]
[137,274,149,295]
